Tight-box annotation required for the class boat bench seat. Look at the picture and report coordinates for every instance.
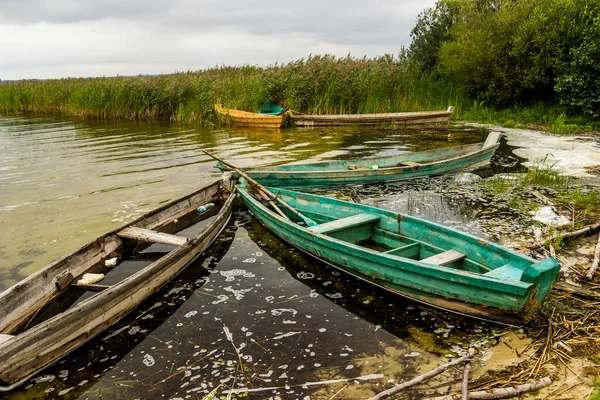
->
[308,213,380,235]
[421,249,465,266]
[483,264,523,281]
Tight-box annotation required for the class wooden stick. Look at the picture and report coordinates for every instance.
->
[203,151,316,226]
[528,222,600,249]
[553,281,600,300]
[424,376,552,400]
[255,186,288,219]
[585,234,600,280]
[367,352,475,400]
[461,348,475,400]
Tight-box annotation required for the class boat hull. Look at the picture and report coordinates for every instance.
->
[0,178,235,388]
[237,185,560,326]
[215,104,286,128]
[223,135,501,188]
[290,107,454,127]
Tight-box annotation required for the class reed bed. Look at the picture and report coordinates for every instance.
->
[0,55,465,123]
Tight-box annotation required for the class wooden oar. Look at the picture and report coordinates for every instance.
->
[203,151,318,227]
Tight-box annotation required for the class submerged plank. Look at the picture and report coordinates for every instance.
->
[118,227,188,246]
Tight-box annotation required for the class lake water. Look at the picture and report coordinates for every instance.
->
[1,115,530,399]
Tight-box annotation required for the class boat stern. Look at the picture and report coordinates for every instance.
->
[521,257,561,320]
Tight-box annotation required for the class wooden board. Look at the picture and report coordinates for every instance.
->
[118,227,188,246]
[308,213,380,235]
[421,250,466,266]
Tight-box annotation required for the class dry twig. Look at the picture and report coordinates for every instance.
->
[367,352,475,400]
[585,234,600,280]
[424,376,552,400]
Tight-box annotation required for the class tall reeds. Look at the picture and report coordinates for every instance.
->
[0,55,463,123]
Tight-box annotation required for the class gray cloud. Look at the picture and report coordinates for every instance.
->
[0,0,436,80]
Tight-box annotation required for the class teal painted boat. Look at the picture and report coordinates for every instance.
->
[218,132,502,188]
[237,181,560,326]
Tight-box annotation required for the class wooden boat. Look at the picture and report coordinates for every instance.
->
[215,103,287,128]
[218,132,502,188]
[0,177,236,389]
[237,181,560,326]
[289,106,454,127]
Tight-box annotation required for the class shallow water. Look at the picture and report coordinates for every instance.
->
[1,116,538,398]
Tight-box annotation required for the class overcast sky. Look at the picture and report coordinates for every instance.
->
[0,0,437,80]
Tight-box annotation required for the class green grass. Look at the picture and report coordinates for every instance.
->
[477,158,599,231]
[592,377,600,400]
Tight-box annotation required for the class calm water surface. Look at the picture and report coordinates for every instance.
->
[0,116,529,399]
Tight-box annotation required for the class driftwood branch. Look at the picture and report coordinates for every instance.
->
[553,281,600,300]
[367,353,475,400]
[585,234,600,280]
[528,222,600,250]
[424,376,552,400]
[461,348,475,400]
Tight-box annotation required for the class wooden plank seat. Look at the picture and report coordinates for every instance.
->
[421,249,465,266]
[308,213,380,235]
[118,226,188,247]
[483,264,523,281]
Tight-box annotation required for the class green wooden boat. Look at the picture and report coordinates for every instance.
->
[218,132,502,188]
[237,181,560,326]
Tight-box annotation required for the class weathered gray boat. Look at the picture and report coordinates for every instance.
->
[217,132,501,188]
[289,106,454,127]
[0,177,235,389]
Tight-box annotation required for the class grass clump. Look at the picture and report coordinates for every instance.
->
[478,157,599,229]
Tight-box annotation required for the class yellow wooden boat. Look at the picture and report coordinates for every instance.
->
[214,104,287,129]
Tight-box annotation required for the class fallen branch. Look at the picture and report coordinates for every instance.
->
[585,234,600,280]
[367,353,475,400]
[424,376,552,400]
[528,222,600,249]
[461,348,475,400]
[554,281,600,300]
